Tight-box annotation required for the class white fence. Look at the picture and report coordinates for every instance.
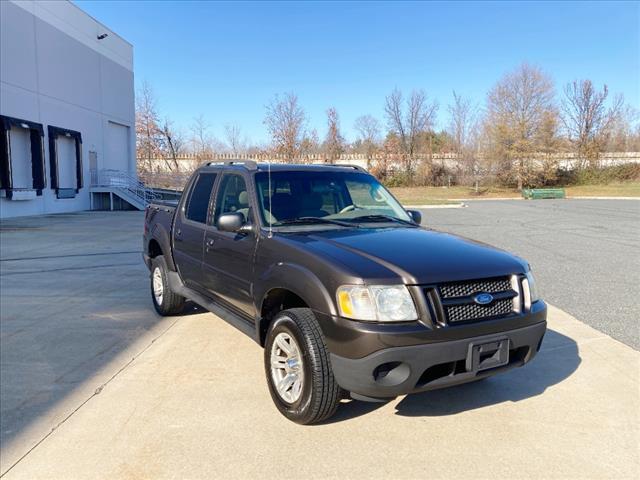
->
[139,151,640,174]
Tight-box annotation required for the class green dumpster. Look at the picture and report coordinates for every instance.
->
[522,188,566,200]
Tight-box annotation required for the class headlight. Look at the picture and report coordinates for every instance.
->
[336,285,418,322]
[522,270,540,309]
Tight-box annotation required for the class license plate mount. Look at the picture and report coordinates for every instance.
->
[466,338,509,372]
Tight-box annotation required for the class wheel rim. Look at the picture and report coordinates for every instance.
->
[270,331,304,403]
[152,267,164,305]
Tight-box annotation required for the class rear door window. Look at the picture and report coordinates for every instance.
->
[185,173,216,223]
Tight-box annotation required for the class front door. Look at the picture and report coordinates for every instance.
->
[173,172,217,290]
[202,173,257,317]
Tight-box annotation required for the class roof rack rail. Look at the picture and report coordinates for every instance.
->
[206,160,258,170]
[333,163,367,172]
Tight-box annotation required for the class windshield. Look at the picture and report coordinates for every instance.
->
[255,170,411,227]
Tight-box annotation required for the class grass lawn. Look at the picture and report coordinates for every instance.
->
[564,183,640,197]
[390,186,520,204]
[390,182,640,204]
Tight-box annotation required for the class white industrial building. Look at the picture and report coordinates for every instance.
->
[0,0,138,218]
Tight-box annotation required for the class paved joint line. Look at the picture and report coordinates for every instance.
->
[0,251,142,262]
[0,318,179,478]
[0,262,141,277]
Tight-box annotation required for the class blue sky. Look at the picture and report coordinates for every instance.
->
[75,1,639,144]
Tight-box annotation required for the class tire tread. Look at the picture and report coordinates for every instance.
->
[266,308,341,424]
[151,255,185,316]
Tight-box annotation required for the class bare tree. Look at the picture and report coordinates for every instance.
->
[354,114,381,166]
[561,80,624,167]
[606,104,640,152]
[447,91,481,183]
[224,123,246,156]
[300,129,320,159]
[384,88,438,173]
[158,119,184,172]
[354,114,381,145]
[135,81,163,173]
[447,91,477,153]
[485,63,557,189]
[323,107,345,163]
[190,114,215,161]
[264,92,307,161]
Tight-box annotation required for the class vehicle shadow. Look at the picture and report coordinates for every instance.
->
[325,329,580,423]
[181,302,208,316]
[0,212,160,471]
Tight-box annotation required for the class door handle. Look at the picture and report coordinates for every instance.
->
[206,238,215,247]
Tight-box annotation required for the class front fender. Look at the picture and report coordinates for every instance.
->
[254,261,337,320]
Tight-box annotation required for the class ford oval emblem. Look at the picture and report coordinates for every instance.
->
[474,293,494,305]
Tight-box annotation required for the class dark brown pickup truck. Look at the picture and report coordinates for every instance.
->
[143,161,547,424]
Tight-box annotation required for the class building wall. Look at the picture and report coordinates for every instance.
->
[0,0,134,218]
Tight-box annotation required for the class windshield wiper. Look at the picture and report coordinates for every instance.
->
[275,217,355,228]
[347,214,418,226]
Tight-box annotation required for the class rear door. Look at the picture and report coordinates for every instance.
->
[201,172,258,316]
[173,172,217,289]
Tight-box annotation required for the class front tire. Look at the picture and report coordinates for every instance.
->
[264,308,341,424]
[150,255,185,316]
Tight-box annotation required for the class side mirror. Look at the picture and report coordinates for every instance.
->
[406,209,422,225]
[218,212,246,233]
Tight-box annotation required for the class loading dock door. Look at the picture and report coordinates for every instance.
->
[8,128,32,189]
[0,115,46,197]
[48,126,82,197]
[57,136,77,189]
[106,122,129,172]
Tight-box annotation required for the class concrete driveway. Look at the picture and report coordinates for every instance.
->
[1,210,638,479]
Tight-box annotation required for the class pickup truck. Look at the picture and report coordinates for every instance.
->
[143,161,547,424]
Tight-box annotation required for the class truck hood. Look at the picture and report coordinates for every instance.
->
[286,227,528,284]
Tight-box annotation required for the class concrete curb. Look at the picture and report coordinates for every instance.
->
[449,197,522,201]
[566,196,640,200]
[445,196,640,202]
[404,202,467,209]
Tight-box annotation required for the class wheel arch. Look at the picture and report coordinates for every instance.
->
[256,263,336,346]
[147,226,177,271]
[148,238,162,258]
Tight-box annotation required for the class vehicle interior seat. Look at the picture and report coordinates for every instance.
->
[269,192,296,222]
[297,192,329,218]
[237,190,250,221]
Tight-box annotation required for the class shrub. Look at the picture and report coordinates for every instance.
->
[385,171,414,187]
[558,164,640,186]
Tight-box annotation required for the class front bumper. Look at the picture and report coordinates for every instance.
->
[330,320,547,399]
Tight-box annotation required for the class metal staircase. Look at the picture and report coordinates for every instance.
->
[90,169,160,211]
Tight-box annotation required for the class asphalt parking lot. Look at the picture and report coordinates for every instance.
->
[0,205,638,479]
[422,199,640,350]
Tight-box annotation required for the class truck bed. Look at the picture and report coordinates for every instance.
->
[151,199,179,209]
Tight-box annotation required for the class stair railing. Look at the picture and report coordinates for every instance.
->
[91,169,160,206]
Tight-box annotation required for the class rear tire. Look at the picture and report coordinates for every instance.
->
[264,308,341,424]
[150,255,185,316]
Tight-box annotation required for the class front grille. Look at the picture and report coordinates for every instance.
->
[427,276,519,325]
[440,278,512,298]
[446,298,514,323]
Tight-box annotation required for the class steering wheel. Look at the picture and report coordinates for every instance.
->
[339,205,357,214]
